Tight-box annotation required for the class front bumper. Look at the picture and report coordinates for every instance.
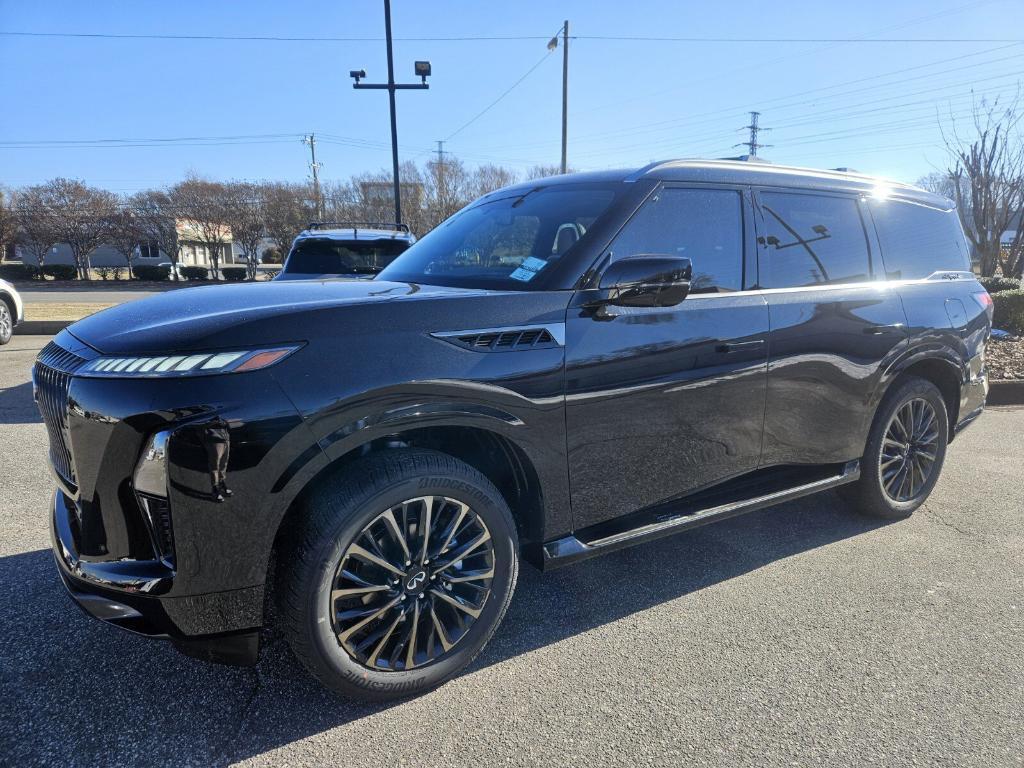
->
[51,489,263,666]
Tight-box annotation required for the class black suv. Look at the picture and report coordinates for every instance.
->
[37,161,991,701]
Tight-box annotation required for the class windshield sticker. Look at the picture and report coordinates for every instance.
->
[509,256,549,283]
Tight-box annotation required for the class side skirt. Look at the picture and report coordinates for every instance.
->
[542,460,860,570]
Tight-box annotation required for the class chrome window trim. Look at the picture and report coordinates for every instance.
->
[681,272,976,300]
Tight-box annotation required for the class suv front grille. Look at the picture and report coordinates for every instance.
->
[34,340,87,485]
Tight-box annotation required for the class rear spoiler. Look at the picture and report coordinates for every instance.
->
[306,221,411,234]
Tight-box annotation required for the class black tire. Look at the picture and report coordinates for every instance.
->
[840,376,949,519]
[0,301,12,345]
[276,448,519,701]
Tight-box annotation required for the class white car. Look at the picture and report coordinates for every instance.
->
[0,277,25,344]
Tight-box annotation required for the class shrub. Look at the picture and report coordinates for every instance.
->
[262,248,284,264]
[979,276,1020,294]
[0,263,41,280]
[96,266,113,280]
[42,264,78,280]
[180,265,210,281]
[133,264,170,281]
[221,266,247,281]
[992,289,1024,335]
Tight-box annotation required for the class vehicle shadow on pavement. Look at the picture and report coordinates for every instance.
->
[0,497,887,766]
[0,381,40,424]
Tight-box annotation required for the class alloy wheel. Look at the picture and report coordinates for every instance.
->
[330,496,495,671]
[879,397,940,502]
[0,305,10,341]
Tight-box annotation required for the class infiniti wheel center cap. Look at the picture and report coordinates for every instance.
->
[404,567,428,595]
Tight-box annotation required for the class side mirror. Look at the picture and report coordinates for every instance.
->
[598,255,692,308]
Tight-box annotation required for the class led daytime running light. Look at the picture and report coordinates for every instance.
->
[78,346,299,377]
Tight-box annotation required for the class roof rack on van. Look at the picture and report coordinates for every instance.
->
[306,221,411,234]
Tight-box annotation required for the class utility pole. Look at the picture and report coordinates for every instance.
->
[303,133,324,220]
[735,111,772,158]
[350,0,431,226]
[435,140,445,171]
[548,21,570,173]
[560,20,569,174]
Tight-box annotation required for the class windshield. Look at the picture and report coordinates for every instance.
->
[377,184,618,289]
[283,237,409,275]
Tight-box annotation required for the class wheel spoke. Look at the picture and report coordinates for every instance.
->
[404,599,421,669]
[419,496,434,563]
[429,605,454,652]
[435,502,470,556]
[430,587,483,619]
[433,528,492,573]
[367,613,404,667]
[346,543,405,577]
[331,584,389,600]
[379,508,411,561]
[443,566,495,583]
[337,596,401,643]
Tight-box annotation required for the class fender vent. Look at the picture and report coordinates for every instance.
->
[434,325,563,352]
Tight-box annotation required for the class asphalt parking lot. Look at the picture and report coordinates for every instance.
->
[1,334,1022,767]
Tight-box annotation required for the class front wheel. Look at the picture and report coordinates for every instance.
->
[841,376,949,519]
[276,449,519,701]
[0,302,12,345]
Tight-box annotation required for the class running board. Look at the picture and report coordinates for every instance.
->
[542,460,860,569]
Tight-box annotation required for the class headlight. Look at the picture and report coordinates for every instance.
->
[77,345,301,378]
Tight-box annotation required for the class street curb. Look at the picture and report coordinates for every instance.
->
[988,379,1024,406]
[15,320,72,336]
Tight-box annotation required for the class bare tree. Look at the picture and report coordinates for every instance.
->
[526,164,575,180]
[423,155,472,231]
[38,179,119,280]
[261,181,316,261]
[222,182,264,280]
[170,176,232,280]
[472,164,519,197]
[131,189,182,279]
[14,184,61,272]
[105,207,146,278]
[916,171,958,200]
[943,96,1024,277]
[0,189,16,262]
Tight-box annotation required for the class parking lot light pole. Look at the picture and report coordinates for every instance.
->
[350,0,430,226]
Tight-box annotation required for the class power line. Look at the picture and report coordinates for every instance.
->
[0,31,553,42]
[444,47,556,141]
[490,43,1024,151]
[574,35,1023,43]
[3,30,1020,44]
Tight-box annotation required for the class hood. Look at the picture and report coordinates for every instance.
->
[68,279,483,355]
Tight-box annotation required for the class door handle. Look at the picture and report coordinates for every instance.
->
[863,323,905,335]
[715,339,765,353]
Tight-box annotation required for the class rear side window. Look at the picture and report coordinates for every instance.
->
[758,192,871,288]
[868,199,971,280]
[608,187,744,293]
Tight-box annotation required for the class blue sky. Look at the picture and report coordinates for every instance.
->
[1,0,1021,193]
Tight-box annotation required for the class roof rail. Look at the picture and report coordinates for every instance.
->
[306,221,411,233]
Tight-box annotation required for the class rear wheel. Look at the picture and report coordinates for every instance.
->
[276,448,518,701]
[841,376,948,519]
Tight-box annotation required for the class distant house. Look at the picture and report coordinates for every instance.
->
[11,218,274,271]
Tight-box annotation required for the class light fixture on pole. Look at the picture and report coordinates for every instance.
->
[350,0,430,226]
